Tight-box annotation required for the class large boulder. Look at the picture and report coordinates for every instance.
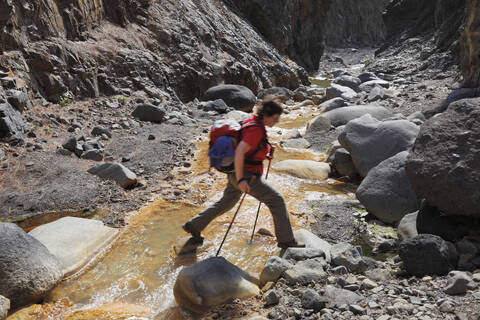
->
[406,98,480,217]
[326,84,358,100]
[174,257,259,313]
[87,162,137,188]
[29,217,119,276]
[356,151,421,224]
[339,114,419,177]
[399,234,458,276]
[203,85,256,111]
[132,103,166,123]
[0,295,9,320]
[320,105,393,127]
[329,148,357,178]
[259,256,293,285]
[318,97,346,112]
[333,75,362,92]
[258,87,293,102]
[0,223,63,309]
[330,243,368,273]
[272,160,330,180]
[305,116,331,137]
[0,100,26,142]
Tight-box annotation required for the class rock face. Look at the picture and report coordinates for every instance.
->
[399,234,458,276]
[356,151,421,224]
[0,223,63,309]
[0,100,26,142]
[0,0,307,104]
[228,0,331,71]
[272,160,330,180]
[461,0,480,88]
[29,217,119,276]
[174,257,259,313]
[0,295,9,320]
[406,98,480,217]
[324,0,387,47]
[339,115,419,177]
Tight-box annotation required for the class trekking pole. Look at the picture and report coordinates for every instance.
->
[248,148,274,244]
[216,192,247,257]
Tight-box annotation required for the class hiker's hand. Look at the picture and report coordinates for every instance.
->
[239,180,250,193]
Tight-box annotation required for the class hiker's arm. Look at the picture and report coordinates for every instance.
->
[235,141,251,192]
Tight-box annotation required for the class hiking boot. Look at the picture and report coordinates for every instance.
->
[182,222,204,243]
[277,239,305,249]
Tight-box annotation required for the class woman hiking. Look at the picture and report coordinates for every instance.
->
[183,98,305,249]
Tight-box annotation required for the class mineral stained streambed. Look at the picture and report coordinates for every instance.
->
[7,107,357,320]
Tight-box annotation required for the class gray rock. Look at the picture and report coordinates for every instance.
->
[281,138,311,149]
[264,289,280,306]
[398,211,418,240]
[0,148,5,160]
[294,229,332,263]
[406,98,480,218]
[399,234,458,276]
[367,86,393,102]
[132,103,166,123]
[6,89,29,112]
[282,247,326,261]
[349,304,365,315]
[438,300,455,313]
[326,84,358,101]
[302,289,328,311]
[203,99,230,114]
[331,265,348,275]
[359,79,390,92]
[305,115,331,137]
[319,97,346,112]
[203,85,256,111]
[259,256,292,285]
[174,257,259,313]
[81,149,104,161]
[333,75,362,92]
[87,162,137,188]
[62,136,78,152]
[0,101,26,142]
[358,72,378,83]
[324,285,363,306]
[258,87,293,102]
[321,105,393,127]
[284,258,327,284]
[444,271,471,295]
[91,126,112,138]
[0,295,8,320]
[407,111,426,122]
[329,148,357,177]
[339,114,419,177]
[356,151,421,223]
[0,223,63,309]
[330,243,368,273]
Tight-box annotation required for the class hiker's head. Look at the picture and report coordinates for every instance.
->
[257,98,283,127]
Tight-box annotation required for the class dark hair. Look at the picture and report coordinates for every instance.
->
[256,97,283,119]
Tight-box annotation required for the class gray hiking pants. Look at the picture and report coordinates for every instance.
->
[187,171,295,243]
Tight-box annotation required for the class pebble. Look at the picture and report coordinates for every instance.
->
[264,289,280,306]
[361,279,378,289]
[148,134,156,140]
[349,304,365,315]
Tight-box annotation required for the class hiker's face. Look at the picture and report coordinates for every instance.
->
[264,114,280,127]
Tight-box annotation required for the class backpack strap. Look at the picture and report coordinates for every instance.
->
[240,120,269,164]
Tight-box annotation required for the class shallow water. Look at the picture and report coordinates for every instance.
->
[8,110,355,320]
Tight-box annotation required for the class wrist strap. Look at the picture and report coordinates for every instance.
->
[237,177,248,184]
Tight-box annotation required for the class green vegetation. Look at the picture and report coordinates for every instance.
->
[114,95,127,105]
[59,91,73,107]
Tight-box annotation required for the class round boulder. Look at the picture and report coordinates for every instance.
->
[321,105,393,127]
[0,223,63,309]
[203,85,256,111]
[406,98,480,217]
[258,87,293,102]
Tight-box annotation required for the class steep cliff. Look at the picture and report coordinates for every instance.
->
[0,0,308,103]
[225,0,331,72]
[324,0,388,48]
[461,0,480,88]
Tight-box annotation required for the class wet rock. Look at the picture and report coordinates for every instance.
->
[0,295,9,320]
[264,289,280,306]
[324,285,363,306]
[339,114,419,177]
[6,89,29,112]
[0,101,26,142]
[359,79,390,92]
[321,105,393,127]
[29,217,119,277]
[258,87,293,102]
[319,97,346,112]
[87,162,137,188]
[444,271,471,295]
[91,126,112,138]
[330,243,368,273]
[398,211,418,240]
[333,75,362,92]
[272,160,330,180]
[132,103,166,123]
[173,257,259,313]
[259,256,293,285]
[81,149,104,161]
[203,85,256,111]
[399,234,458,276]
[294,229,332,263]
[0,223,63,309]
[305,115,331,137]
[356,151,421,223]
[406,98,480,218]
[301,289,328,311]
[281,138,311,149]
[326,84,358,101]
[282,247,326,262]
[284,258,327,285]
[203,99,230,114]
[329,148,357,178]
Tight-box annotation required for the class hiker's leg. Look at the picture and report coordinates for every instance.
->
[247,177,295,243]
[187,175,243,233]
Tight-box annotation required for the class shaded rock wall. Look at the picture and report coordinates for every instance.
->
[0,0,308,103]
[461,0,480,88]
